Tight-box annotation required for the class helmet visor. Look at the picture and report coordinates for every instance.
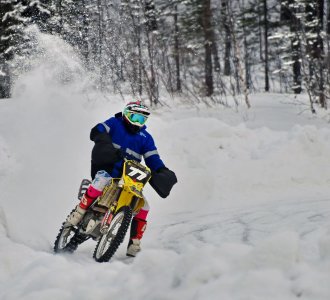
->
[126,111,148,126]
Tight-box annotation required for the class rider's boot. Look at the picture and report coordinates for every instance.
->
[126,217,147,257]
[65,186,102,226]
[65,171,111,227]
[65,205,87,226]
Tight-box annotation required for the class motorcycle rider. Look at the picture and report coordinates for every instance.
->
[66,100,176,257]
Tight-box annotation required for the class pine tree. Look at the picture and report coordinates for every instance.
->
[279,0,326,108]
[0,1,28,97]
[0,0,52,98]
[176,0,218,96]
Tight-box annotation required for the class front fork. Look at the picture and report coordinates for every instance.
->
[99,182,123,234]
[100,202,117,234]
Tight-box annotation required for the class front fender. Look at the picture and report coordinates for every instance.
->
[115,188,145,213]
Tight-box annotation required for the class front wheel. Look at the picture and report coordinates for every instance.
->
[93,206,132,262]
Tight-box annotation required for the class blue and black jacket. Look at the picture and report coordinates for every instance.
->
[90,112,165,178]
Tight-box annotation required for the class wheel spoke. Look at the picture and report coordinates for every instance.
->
[59,228,73,249]
[93,208,130,262]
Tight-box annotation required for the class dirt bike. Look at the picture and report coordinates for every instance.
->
[53,159,152,262]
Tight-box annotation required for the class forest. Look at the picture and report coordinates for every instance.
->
[0,0,329,111]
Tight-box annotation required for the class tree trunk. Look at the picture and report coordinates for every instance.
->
[327,0,330,34]
[202,0,213,96]
[306,0,325,107]
[290,3,302,94]
[263,0,270,92]
[242,5,250,90]
[146,31,158,104]
[138,23,143,97]
[316,0,325,108]
[243,26,250,90]
[222,0,231,76]
[174,4,181,92]
[211,30,221,73]
[292,37,302,94]
[97,0,105,90]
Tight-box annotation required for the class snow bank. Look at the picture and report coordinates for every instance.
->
[150,111,330,217]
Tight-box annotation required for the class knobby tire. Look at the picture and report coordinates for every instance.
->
[93,206,132,263]
[53,209,88,253]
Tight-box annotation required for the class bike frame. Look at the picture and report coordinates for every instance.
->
[98,160,151,233]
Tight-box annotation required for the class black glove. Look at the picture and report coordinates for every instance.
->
[90,128,123,165]
[92,144,123,165]
[149,167,177,198]
[114,148,124,160]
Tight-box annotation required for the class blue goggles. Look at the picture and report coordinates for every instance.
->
[126,111,148,125]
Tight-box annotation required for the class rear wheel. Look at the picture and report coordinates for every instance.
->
[53,210,88,253]
[54,225,76,253]
[93,206,132,262]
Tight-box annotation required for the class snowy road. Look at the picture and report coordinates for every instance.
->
[1,197,329,300]
[161,198,330,249]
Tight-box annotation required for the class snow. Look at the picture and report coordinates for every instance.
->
[1,31,330,300]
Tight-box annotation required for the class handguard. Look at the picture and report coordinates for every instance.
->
[149,168,177,198]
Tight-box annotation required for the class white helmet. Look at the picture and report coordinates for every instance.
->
[123,101,150,128]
